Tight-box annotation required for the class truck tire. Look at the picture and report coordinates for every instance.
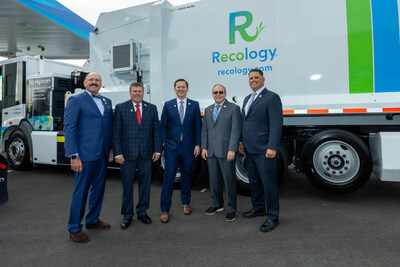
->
[152,151,201,187]
[6,131,32,171]
[302,129,372,193]
[235,144,288,196]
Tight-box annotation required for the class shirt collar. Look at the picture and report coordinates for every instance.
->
[214,100,226,107]
[86,90,100,98]
[177,97,187,104]
[252,87,265,98]
[132,101,142,107]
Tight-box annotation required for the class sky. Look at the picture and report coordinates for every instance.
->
[0,0,196,64]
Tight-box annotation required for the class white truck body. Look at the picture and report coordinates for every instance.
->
[90,0,400,192]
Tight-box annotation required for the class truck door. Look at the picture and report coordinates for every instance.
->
[1,62,26,125]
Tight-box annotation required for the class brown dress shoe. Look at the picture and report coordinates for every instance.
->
[160,212,169,223]
[85,219,111,230]
[183,205,192,215]
[69,230,89,243]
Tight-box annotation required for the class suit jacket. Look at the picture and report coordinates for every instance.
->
[242,87,283,154]
[113,100,161,161]
[201,100,241,158]
[161,98,201,156]
[64,91,113,161]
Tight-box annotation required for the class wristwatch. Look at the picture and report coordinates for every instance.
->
[70,155,77,159]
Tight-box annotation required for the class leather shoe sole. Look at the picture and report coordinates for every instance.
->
[69,230,89,243]
[242,209,267,219]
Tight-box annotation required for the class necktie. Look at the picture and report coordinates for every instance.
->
[135,104,141,125]
[245,92,257,116]
[213,104,221,122]
[179,100,184,124]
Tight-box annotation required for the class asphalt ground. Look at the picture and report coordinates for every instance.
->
[1,165,400,266]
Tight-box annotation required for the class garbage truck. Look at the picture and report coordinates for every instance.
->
[1,0,400,194]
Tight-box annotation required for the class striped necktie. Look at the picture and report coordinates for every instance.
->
[213,104,221,122]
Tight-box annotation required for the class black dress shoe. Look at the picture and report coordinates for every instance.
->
[137,214,152,224]
[204,206,224,216]
[260,219,279,232]
[242,209,267,218]
[121,218,132,229]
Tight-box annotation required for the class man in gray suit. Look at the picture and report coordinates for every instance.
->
[201,84,241,222]
[239,69,283,232]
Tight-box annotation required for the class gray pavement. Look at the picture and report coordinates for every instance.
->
[1,165,400,266]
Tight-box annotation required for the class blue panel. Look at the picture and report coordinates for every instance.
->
[17,0,94,40]
[371,0,400,93]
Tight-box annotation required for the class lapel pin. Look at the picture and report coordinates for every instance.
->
[130,109,133,112]
[223,105,227,108]
[174,105,176,107]
[144,103,147,107]
[188,102,191,106]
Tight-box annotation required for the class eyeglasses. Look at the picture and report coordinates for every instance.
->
[213,91,225,95]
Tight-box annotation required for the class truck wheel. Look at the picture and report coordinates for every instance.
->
[6,131,32,171]
[302,129,372,193]
[152,151,201,187]
[235,145,288,196]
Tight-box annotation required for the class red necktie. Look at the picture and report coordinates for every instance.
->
[135,104,141,125]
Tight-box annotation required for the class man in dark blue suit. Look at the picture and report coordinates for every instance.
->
[239,69,283,232]
[113,82,161,229]
[64,72,113,243]
[160,79,201,223]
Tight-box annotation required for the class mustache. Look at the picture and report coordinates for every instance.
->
[89,83,99,87]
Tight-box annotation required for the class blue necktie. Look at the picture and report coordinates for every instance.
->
[213,104,221,122]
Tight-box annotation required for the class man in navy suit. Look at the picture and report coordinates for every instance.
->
[64,72,113,243]
[160,79,201,223]
[113,82,161,229]
[239,69,283,232]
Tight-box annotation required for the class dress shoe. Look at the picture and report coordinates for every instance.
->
[225,211,237,222]
[85,219,111,230]
[204,206,224,216]
[242,209,267,219]
[183,205,192,215]
[137,214,152,224]
[160,212,169,223]
[260,219,279,232]
[120,218,132,229]
[69,230,89,243]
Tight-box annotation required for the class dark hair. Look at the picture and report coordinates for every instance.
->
[174,78,188,87]
[130,82,144,92]
[249,69,264,77]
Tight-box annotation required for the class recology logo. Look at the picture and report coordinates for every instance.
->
[211,11,277,76]
[229,11,265,45]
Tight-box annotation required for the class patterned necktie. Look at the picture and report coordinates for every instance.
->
[135,104,141,125]
[213,104,221,122]
[179,100,184,124]
[245,92,257,116]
